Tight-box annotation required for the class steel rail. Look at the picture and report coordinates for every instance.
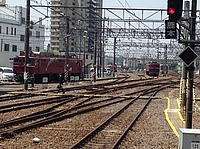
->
[111,85,168,148]
[0,96,69,113]
[70,85,169,148]
[0,78,177,140]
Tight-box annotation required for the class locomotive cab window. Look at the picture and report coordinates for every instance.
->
[14,58,24,63]
[29,59,35,64]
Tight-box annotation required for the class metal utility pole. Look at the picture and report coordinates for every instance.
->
[182,62,187,108]
[186,0,197,129]
[93,31,97,82]
[102,18,106,77]
[157,50,161,63]
[24,0,30,90]
[83,33,86,79]
[99,24,103,78]
[164,45,167,77]
[113,37,117,77]
[64,17,70,84]
[181,1,190,109]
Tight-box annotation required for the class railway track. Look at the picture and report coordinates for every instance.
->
[70,85,172,148]
[0,76,132,114]
[0,95,74,113]
[0,77,178,142]
[0,94,37,102]
[0,75,129,100]
[0,76,175,114]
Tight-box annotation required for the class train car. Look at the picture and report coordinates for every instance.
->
[146,61,160,76]
[106,64,117,72]
[13,55,82,83]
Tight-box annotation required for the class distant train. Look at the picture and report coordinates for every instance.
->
[146,61,160,77]
[13,53,82,83]
[106,64,117,72]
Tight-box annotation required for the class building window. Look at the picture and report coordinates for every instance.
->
[0,26,1,33]
[6,27,8,34]
[14,28,16,35]
[86,54,88,59]
[4,44,9,51]
[29,31,32,36]
[11,28,13,35]
[12,45,17,52]
[36,31,40,38]
[20,35,25,41]
[21,17,25,24]
[36,47,40,52]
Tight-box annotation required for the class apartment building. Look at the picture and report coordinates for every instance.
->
[0,0,45,67]
[50,0,102,74]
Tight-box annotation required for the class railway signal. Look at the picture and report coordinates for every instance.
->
[179,46,198,67]
[167,0,183,21]
[165,0,183,39]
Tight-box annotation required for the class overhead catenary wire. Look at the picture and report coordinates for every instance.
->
[117,0,154,30]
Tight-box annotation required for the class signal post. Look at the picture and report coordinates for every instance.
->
[166,0,198,128]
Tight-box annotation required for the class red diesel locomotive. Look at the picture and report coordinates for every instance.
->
[13,54,82,83]
[146,61,160,77]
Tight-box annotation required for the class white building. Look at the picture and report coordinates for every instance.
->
[0,1,45,67]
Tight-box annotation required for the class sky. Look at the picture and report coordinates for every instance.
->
[6,0,199,9]
[6,0,51,23]
[103,0,166,9]
[5,0,200,35]
[6,0,167,10]
[5,0,200,51]
[4,0,170,32]
[6,0,199,21]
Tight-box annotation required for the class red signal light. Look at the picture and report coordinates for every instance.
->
[167,0,183,21]
[168,7,175,15]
